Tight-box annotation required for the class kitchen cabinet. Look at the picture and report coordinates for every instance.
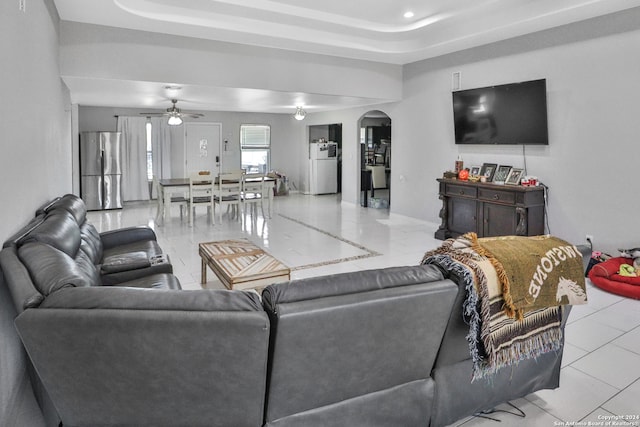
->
[434,178,545,240]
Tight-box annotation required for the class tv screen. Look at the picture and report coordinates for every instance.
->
[453,79,548,145]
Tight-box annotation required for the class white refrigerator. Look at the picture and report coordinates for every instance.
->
[309,142,338,195]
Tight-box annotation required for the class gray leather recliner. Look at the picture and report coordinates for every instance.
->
[261,265,458,427]
[14,286,270,427]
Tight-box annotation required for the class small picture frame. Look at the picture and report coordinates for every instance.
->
[480,163,498,182]
[493,165,512,183]
[469,166,481,177]
[505,168,524,185]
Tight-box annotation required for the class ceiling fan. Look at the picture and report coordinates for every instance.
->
[141,99,204,125]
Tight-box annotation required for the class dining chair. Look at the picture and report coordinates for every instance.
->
[188,171,214,226]
[213,171,243,223]
[241,172,266,219]
[153,175,188,221]
[374,143,388,166]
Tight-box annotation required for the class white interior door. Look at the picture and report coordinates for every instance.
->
[185,123,222,176]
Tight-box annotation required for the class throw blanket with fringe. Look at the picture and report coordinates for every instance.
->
[422,233,566,380]
[477,235,586,318]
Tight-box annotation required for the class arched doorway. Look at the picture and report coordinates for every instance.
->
[358,110,391,208]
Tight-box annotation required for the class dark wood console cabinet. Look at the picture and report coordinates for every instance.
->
[435,178,546,240]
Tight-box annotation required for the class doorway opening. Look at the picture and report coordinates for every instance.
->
[358,111,391,208]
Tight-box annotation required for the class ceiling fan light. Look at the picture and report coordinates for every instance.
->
[294,106,306,120]
[167,114,183,126]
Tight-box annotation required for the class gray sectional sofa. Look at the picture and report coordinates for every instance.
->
[0,194,586,427]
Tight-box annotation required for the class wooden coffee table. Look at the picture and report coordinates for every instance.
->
[199,239,290,290]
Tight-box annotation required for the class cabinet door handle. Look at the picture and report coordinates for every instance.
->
[493,194,499,200]
[459,190,465,195]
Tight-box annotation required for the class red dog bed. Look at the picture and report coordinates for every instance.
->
[588,257,640,299]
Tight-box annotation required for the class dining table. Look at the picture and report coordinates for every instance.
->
[156,175,275,224]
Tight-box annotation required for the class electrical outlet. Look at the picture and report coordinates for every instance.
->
[19,0,25,12]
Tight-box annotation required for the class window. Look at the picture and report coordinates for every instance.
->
[240,124,270,174]
[146,121,153,180]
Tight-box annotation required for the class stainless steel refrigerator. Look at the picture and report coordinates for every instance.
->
[80,131,123,210]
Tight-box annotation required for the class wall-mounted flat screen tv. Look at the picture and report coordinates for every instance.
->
[453,79,548,145]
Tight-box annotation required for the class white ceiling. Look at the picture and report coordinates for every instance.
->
[53,0,640,114]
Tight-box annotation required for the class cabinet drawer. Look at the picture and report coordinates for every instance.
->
[445,184,477,198]
[478,188,516,204]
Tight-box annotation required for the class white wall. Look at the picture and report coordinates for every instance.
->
[78,106,304,189]
[0,0,71,242]
[394,17,640,254]
[60,22,402,104]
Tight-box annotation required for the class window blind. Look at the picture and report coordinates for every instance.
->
[240,125,270,148]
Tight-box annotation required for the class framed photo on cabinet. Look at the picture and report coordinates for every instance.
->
[480,163,498,182]
[469,166,481,177]
[493,165,512,184]
[505,168,524,185]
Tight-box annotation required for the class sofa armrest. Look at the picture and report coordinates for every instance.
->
[99,226,157,249]
[0,247,44,312]
[15,288,269,427]
[100,251,151,274]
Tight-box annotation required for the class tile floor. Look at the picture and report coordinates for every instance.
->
[87,193,640,427]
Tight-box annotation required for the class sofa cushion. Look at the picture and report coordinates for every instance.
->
[18,242,91,295]
[75,246,102,285]
[22,211,81,258]
[79,222,103,263]
[45,194,87,225]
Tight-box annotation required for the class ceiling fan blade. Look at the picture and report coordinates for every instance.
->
[139,100,204,119]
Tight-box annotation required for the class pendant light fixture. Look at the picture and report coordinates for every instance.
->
[294,106,306,121]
